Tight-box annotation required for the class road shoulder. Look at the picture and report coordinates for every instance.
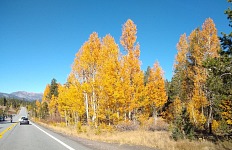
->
[34,121,157,150]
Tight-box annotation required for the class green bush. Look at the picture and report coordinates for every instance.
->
[172,108,195,141]
[172,125,184,141]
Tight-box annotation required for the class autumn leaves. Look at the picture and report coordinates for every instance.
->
[41,18,223,131]
[40,19,167,126]
[173,18,220,129]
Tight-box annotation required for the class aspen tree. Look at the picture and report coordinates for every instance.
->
[97,35,122,124]
[120,19,144,121]
[146,61,167,124]
[186,18,220,128]
[187,28,208,128]
[35,100,41,119]
[201,18,220,128]
[72,32,101,125]
[57,84,70,126]
[174,34,189,102]
[42,84,51,103]
[67,74,85,125]
[49,95,58,121]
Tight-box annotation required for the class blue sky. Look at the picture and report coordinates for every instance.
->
[0,0,231,93]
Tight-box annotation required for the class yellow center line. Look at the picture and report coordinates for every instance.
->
[0,123,18,138]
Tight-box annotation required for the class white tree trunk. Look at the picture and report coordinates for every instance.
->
[84,92,89,124]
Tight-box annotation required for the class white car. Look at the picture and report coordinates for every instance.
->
[19,116,27,122]
[20,117,29,125]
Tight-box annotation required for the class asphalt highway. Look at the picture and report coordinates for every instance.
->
[0,107,92,150]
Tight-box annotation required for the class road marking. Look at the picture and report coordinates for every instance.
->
[0,123,17,138]
[31,122,75,150]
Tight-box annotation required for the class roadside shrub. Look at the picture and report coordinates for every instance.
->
[82,126,87,133]
[137,114,149,127]
[49,121,56,127]
[185,126,195,141]
[148,118,169,131]
[116,121,139,131]
[106,125,114,133]
[172,125,184,141]
[60,122,66,127]
[76,122,82,133]
[212,120,219,132]
[95,127,102,135]
[171,108,196,141]
[218,119,230,134]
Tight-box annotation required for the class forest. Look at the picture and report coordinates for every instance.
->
[0,97,32,117]
[33,1,231,141]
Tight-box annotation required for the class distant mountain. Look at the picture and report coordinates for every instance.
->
[0,92,21,99]
[0,91,43,101]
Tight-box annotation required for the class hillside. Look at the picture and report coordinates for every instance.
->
[0,91,42,101]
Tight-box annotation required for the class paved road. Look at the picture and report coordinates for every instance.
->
[0,107,92,150]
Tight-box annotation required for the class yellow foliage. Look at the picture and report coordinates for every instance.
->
[187,101,206,128]
[42,84,51,103]
[197,113,206,128]
[187,101,197,124]
[183,19,220,130]
[175,33,188,70]
[120,19,137,52]
[119,19,144,121]
[36,100,41,108]
[173,97,182,116]
[220,99,232,125]
[145,61,167,116]
[49,95,58,117]
[35,100,41,117]
[212,120,219,132]
[201,18,220,58]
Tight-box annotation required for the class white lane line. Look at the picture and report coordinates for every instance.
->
[31,122,75,150]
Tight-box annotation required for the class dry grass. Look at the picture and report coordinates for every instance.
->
[32,120,231,150]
